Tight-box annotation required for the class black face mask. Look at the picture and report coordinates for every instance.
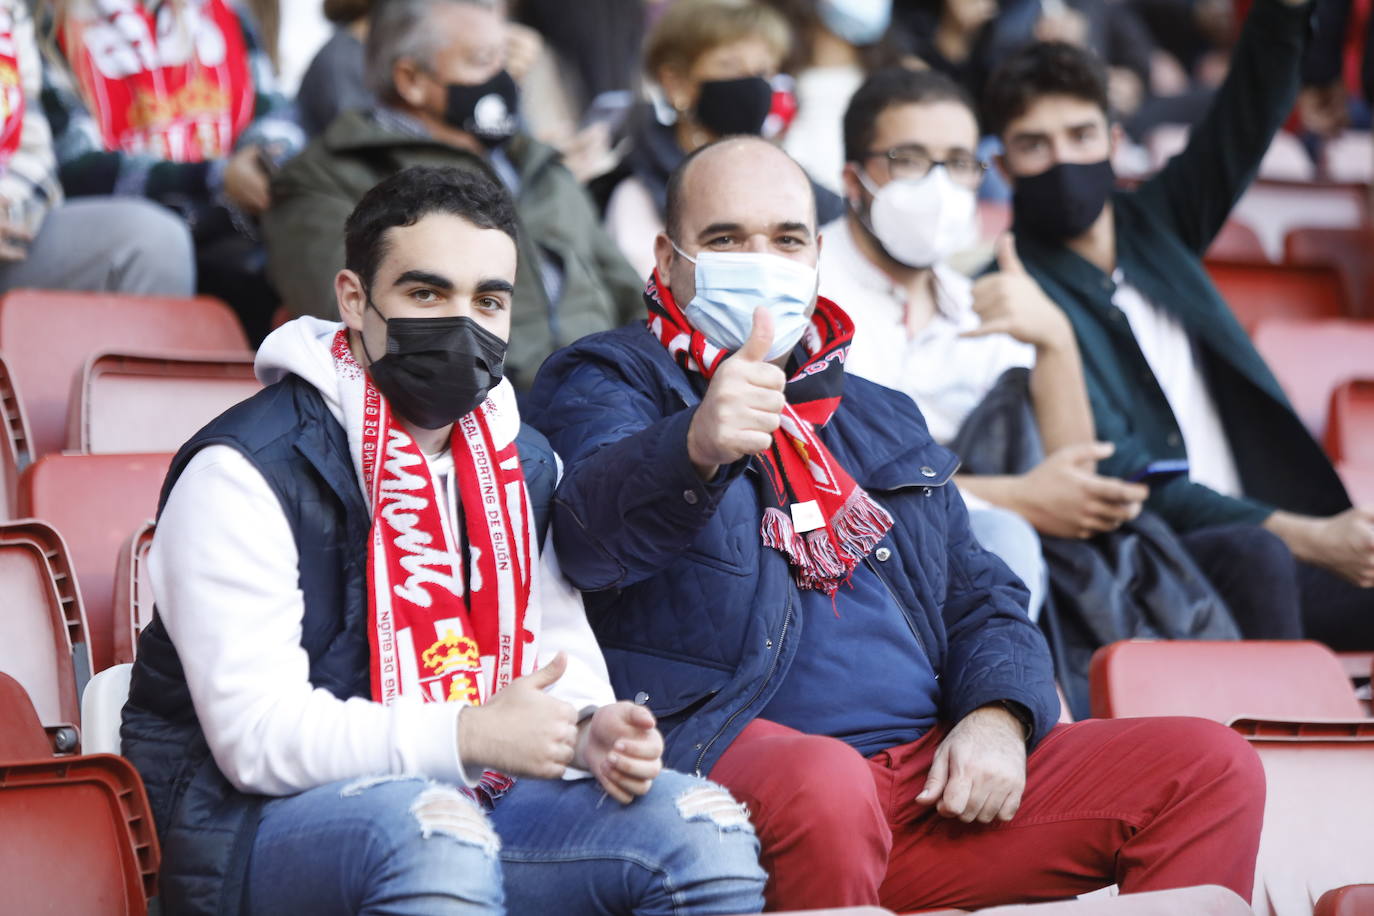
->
[363,302,507,429]
[444,70,520,147]
[694,76,773,137]
[1011,159,1115,242]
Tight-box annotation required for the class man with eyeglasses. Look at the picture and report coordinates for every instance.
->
[821,67,1155,624]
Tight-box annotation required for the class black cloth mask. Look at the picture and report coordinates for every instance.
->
[1012,159,1115,242]
[694,76,773,137]
[363,303,507,429]
[444,70,520,147]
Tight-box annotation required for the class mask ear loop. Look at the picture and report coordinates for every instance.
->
[358,288,386,366]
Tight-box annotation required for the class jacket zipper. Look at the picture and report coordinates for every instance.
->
[693,598,793,776]
[863,554,934,674]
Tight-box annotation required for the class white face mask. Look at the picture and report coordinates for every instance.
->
[857,165,977,269]
[673,246,818,361]
[818,0,892,45]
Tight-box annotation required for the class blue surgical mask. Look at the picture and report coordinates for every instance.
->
[672,245,818,361]
[817,0,892,46]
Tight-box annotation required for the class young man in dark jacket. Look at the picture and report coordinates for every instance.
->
[985,0,1374,649]
[527,135,1266,913]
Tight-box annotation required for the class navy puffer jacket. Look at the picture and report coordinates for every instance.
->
[527,324,1059,777]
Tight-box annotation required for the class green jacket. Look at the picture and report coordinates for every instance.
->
[263,109,644,389]
[1016,0,1349,534]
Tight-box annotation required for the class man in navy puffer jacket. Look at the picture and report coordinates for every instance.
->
[527,137,1266,913]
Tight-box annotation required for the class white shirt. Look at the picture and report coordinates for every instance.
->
[1111,273,1243,496]
[818,217,1036,445]
[782,66,864,195]
[151,445,614,797]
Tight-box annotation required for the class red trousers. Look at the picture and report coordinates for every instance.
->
[710,716,1265,912]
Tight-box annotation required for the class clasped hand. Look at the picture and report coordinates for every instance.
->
[459,652,664,803]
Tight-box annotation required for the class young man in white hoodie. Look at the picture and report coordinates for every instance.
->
[119,165,766,916]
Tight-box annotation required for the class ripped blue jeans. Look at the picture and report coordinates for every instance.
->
[245,769,766,916]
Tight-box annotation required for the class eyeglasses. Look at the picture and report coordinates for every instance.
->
[863,145,988,188]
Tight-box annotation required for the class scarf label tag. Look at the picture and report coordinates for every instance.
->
[790,499,825,533]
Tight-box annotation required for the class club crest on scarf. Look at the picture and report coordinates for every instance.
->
[333,330,537,796]
[644,272,894,594]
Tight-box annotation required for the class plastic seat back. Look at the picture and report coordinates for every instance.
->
[1317,884,1374,916]
[0,521,91,736]
[20,454,172,673]
[1089,640,1362,721]
[0,290,248,460]
[111,522,156,666]
[0,673,56,760]
[80,663,133,757]
[1206,220,1267,262]
[0,353,33,521]
[1251,318,1374,440]
[1207,260,1347,333]
[1238,722,1374,915]
[1337,461,1374,506]
[1285,226,1374,319]
[1231,179,1370,260]
[69,350,260,454]
[0,675,160,914]
[1325,378,1374,465]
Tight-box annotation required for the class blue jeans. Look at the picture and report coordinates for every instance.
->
[246,770,765,916]
[967,505,1047,622]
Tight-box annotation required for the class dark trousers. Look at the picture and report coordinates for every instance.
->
[1182,524,1374,649]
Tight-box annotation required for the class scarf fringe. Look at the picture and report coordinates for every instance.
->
[761,489,896,595]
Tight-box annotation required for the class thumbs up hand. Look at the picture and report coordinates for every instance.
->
[964,234,1073,350]
[687,307,788,480]
[459,652,579,780]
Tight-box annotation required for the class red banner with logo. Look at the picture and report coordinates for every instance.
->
[59,0,253,162]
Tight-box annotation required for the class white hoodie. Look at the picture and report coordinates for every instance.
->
[149,318,614,797]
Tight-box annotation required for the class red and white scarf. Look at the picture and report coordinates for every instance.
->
[332,331,538,795]
[644,271,893,595]
[59,0,253,161]
[0,6,25,168]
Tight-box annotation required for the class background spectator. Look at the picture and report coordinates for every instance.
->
[0,0,193,297]
[768,0,905,194]
[264,0,642,391]
[602,0,844,279]
[296,0,375,138]
[39,0,303,344]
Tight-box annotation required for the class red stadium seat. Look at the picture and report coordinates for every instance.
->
[1325,378,1374,465]
[1251,318,1374,440]
[20,454,173,674]
[1231,179,1371,262]
[1284,226,1374,319]
[1337,461,1374,506]
[1207,260,1347,333]
[1316,885,1374,916]
[1090,641,1374,912]
[0,352,32,520]
[1205,220,1267,262]
[0,521,91,747]
[1233,720,1374,915]
[68,351,260,454]
[921,885,1250,913]
[1089,640,1362,721]
[0,673,160,914]
[0,290,249,460]
[111,522,156,666]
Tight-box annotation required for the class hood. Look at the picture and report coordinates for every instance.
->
[255,316,348,425]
